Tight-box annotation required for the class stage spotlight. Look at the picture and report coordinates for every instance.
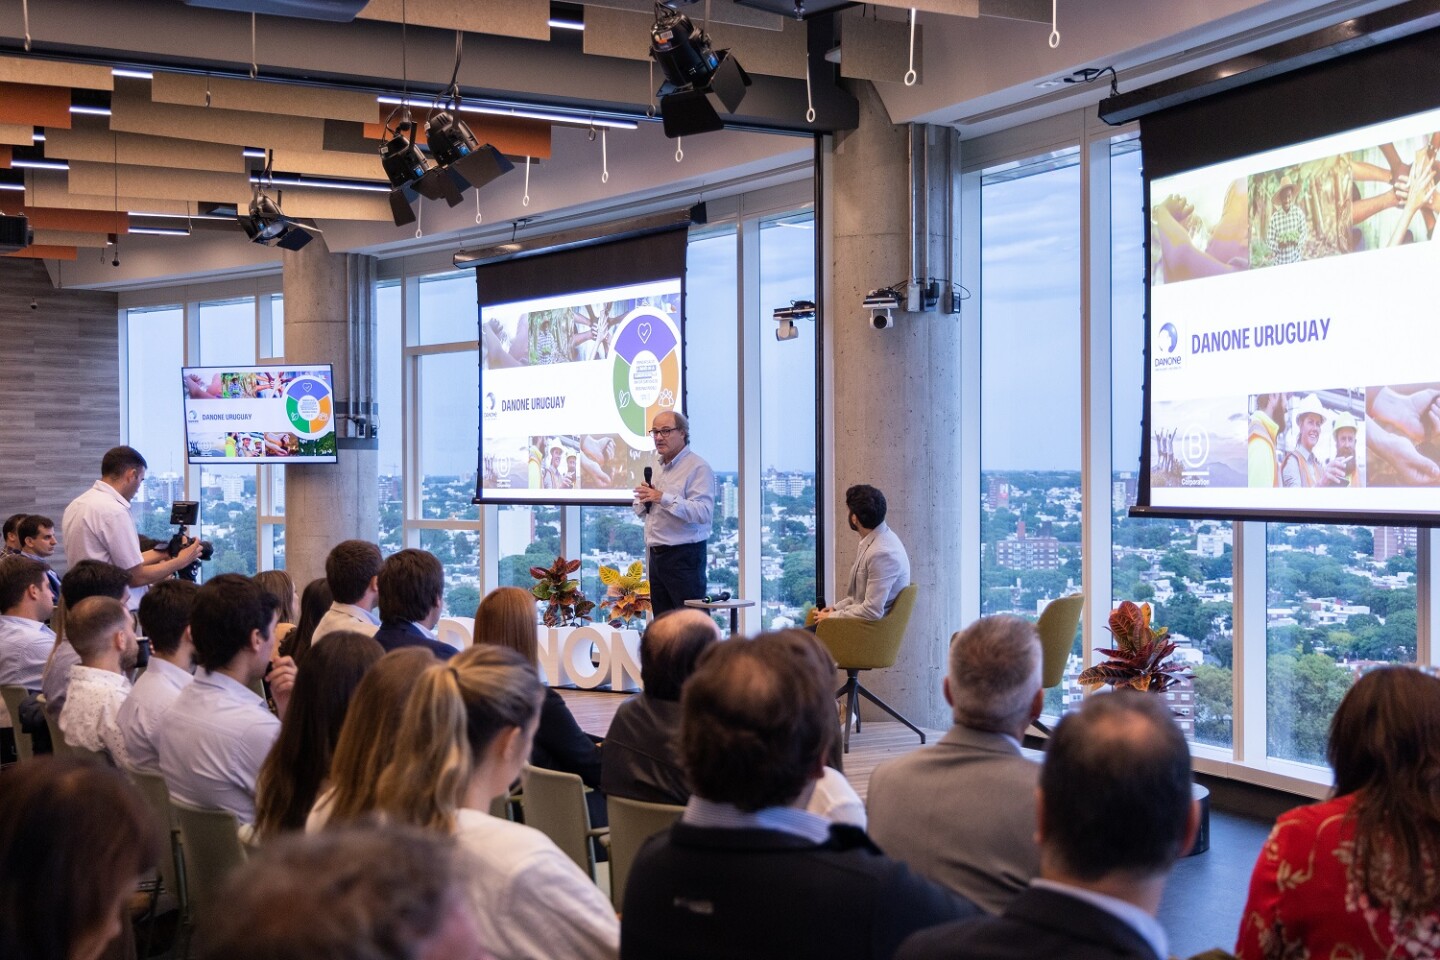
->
[381,106,514,226]
[380,121,431,226]
[426,110,514,193]
[650,8,750,138]
[237,191,322,251]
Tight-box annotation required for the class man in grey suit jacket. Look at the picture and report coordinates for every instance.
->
[866,614,1045,914]
[815,485,910,624]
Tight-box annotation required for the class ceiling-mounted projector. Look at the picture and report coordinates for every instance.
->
[182,0,370,21]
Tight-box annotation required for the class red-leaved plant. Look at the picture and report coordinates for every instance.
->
[530,556,596,627]
[1077,600,1190,693]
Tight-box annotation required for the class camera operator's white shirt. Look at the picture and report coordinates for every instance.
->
[62,480,146,609]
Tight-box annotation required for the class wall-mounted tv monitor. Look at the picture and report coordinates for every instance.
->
[479,277,684,504]
[182,364,338,464]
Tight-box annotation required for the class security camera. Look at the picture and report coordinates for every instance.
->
[863,288,900,330]
[29,298,38,310]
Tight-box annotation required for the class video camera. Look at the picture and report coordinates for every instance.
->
[166,501,214,583]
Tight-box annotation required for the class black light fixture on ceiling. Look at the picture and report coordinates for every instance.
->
[382,32,515,227]
[650,3,750,138]
[237,150,322,250]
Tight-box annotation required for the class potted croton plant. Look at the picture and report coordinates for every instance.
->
[530,556,595,627]
[598,560,651,629]
[1077,600,1190,693]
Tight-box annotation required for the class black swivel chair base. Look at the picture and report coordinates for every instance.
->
[835,669,926,754]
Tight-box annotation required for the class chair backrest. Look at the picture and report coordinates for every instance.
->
[0,685,33,762]
[521,764,595,877]
[131,771,183,908]
[43,705,74,757]
[816,584,919,671]
[1036,594,1085,689]
[170,800,245,929]
[606,795,684,909]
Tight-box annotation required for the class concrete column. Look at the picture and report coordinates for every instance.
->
[830,82,962,730]
[282,240,379,588]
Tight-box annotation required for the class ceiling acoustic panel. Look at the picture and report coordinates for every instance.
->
[2,244,77,260]
[45,125,247,175]
[0,56,113,91]
[150,73,378,124]
[69,162,251,203]
[225,187,394,221]
[358,0,551,41]
[110,83,325,152]
[270,147,385,180]
[0,206,130,234]
[0,83,73,130]
[31,230,115,248]
[24,171,194,215]
[840,12,924,84]
[0,147,9,168]
[0,123,34,146]
[583,0,783,32]
[362,110,552,160]
[584,8,806,78]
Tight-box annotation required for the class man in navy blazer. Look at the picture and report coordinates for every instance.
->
[896,691,1199,960]
[371,549,456,661]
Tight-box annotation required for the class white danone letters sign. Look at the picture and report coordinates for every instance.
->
[433,618,643,691]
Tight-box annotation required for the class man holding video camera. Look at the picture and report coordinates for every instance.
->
[63,446,203,610]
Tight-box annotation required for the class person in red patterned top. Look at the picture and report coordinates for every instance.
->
[1235,666,1440,960]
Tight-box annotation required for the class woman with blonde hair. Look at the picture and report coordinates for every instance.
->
[309,646,436,830]
[373,644,618,960]
[1236,666,1440,959]
[474,586,606,825]
[253,569,299,648]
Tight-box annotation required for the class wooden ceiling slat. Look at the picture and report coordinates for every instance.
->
[583,0,783,32]
[0,83,72,130]
[0,203,130,234]
[110,82,324,152]
[363,110,552,160]
[0,123,34,146]
[270,148,384,181]
[45,124,247,175]
[358,0,550,41]
[226,188,394,222]
[0,146,9,169]
[841,15,924,84]
[24,171,194,215]
[150,73,378,125]
[0,56,113,91]
[69,161,250,203]
[31,229,115,248]
[583,9,807,79]
[3,244,77,260]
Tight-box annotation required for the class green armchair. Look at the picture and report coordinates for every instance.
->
[816,584,924,753]
[1032,593,1084,735]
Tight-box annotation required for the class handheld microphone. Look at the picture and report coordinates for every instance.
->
[643,466,653,513]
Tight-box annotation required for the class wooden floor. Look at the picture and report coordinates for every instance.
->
[558,688,943,804]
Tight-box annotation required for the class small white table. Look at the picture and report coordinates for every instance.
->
[683,598,756,636]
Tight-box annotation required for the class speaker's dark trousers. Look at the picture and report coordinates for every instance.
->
[648,540,707,618]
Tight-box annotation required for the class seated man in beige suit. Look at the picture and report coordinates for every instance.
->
[866,614,1044,914]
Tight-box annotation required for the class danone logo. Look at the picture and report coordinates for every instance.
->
[1155,322,1182,369]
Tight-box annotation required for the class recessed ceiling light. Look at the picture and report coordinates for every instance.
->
[548,17,584,31]
[69,105,112,116]
[0,183,25,192]
[111,68,154,80]
[129,226,191,236]
[10,159,68,170]
[250,174,389,193]
[376,96,639,131]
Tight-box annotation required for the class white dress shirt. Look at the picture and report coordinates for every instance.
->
[806,766,867,829]
[117,656,194,775]
[59,665,134,768]
[62,480,146,608]
[632,445,715,547]
[311,602,381,644]
[831,521,911,621]
[682,796,832,845]
[156,668,280,824]
[453,808,620,960]
[0,615,56,690]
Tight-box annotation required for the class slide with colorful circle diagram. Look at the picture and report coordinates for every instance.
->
[182,365,339,464]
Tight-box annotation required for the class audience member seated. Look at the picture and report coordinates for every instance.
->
[197,824,488,960]
[621,630,976,960]
[475,585,606,826]
[311,540,382,643]
[17,514,61,603]
[156,573,296,824]
[0,557,57,700]
[1235,666,1440,960]
[601,608,720,805]
[41,559,131,722]
[1,513,24,555]
[372,644,620,960]
[897,690,1198,960]
[253,569,299,650]
[118,579,198,774]
[283,577,331,664]
[0,756,160,960]
[373,549,458,660]
[253,631,384,840]
[58,597,138,766]
[867,614,1044,914]
[309,646,436,831]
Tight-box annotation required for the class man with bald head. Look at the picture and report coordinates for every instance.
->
[867,615,1045,914]
[602,608,720,804]
[898,691,1199,960]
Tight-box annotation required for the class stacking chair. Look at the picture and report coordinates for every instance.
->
[41,701,74,757]
[170,800,246,941]
[1032,593,1085,735]
[131,772,187,923]
[606,795,684,909]
[816,584,923,752]
[0,684,34,762]
[521,765,609,882]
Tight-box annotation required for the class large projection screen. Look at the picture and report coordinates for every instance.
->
[1135,27,1440,526]
[473,229,688,505]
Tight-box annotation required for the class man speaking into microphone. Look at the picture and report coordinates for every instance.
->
[633,411,714,618]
